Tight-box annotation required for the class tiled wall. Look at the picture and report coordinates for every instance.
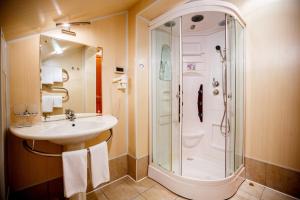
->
[245,157,300,198]
[128,155,149,181]
[11,154,149,199]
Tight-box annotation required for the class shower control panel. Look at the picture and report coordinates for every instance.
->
[212,78,219,87]
[212,78,220,96]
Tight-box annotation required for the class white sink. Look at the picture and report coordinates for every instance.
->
[10,114,118,145]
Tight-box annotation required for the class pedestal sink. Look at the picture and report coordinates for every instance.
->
[10,114,118,145]
[10,114,118,200]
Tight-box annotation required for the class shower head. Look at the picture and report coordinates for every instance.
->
[191,15,204,22]
[215,45,225,62]
[164,21,176,27]
[218,20,226,27]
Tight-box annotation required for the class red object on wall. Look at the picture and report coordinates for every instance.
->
[96,55,102,113]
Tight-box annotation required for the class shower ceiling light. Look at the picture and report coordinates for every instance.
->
[218,20,226,26]
[62,23,71,28]
[191,15,204,22]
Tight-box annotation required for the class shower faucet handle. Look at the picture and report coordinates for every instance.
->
[212,78,219,87]
[213,89,219,96]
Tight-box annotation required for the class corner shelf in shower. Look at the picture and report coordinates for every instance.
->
[182,53,205,56]
[183,69,205,76]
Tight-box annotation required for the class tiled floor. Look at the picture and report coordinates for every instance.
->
[87,176,298,200]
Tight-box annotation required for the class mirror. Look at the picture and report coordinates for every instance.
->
[40,35,103,115]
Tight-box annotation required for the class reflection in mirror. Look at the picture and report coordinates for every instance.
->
[40,35,102,116]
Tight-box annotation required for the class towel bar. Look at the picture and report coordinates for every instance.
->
[22,129,113,157]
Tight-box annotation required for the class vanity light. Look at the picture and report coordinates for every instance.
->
[62,23,71,28]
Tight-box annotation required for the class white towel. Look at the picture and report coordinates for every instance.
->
[89,142,110,188]
[53,66,63,82]
[62,149,88,198]
[53,96,63,108]
[42,95,53,112]
[41,66,53,84]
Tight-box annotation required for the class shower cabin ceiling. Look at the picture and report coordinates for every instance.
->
[158,12,224,37]
[182,12,225,35]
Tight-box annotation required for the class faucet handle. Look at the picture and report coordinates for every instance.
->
[65,109,76,121]
[65,109,73,114]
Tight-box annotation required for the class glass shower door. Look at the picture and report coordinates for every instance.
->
[225,14,236,177]
[151,17,181,173]
[234,20,245,171]
[225,14,245,177]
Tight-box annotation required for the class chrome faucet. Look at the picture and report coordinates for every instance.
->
[65,109,76,121]
[43,113,50,121]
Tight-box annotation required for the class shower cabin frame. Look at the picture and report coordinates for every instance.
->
[148,1,246,199]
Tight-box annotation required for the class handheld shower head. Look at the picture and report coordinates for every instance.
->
[215,45,225,62]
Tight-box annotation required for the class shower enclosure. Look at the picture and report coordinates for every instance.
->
[149,1,245,199]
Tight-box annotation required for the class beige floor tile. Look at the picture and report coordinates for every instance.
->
[228,195,240,200]
[87,189,108,200]
[234,190,260,200]
[239,180,265,199]
[133,195,147,200]
[125,177,157,193]
[141,184,178,200]
[261,187,298,200]
[102,178,139,200]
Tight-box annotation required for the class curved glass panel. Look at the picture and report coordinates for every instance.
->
[225,14,245,176]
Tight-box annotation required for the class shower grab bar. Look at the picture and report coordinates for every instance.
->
[198,84,203,122]
[22,128,113,157]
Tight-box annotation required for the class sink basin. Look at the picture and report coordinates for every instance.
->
[10,114,118,145]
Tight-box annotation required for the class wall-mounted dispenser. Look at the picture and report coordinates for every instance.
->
[113,75,127,90]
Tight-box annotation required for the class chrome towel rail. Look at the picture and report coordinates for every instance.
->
[49,86,69,101]
[22,129,113,157]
